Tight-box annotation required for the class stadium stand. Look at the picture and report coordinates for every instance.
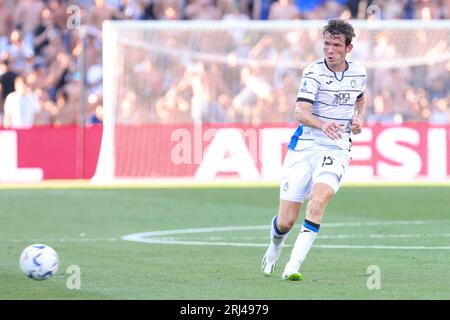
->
[0,0,448,127]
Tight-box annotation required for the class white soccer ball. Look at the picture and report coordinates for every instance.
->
[19,244,59,281]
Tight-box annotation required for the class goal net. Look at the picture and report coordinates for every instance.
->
[93,20,450,183]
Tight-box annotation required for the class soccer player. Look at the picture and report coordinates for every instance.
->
[261,19,367,281]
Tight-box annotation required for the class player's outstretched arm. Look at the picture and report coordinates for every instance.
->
[295,101,344,140]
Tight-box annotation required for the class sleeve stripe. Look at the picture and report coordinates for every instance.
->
[296,97,314,104]
[299,91,316,95]
[302,76,321,85]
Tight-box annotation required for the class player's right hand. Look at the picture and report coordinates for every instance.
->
[321,121,344,140]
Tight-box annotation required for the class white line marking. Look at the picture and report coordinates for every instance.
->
[119,238,450,250]
[168,233,450,240]
[121,220,450,250]
[314,245,450,250]
[121,220,435,240]
[1,238,118,243]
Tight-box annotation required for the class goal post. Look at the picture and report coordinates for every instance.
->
[93,20,450,183]
[92,21,118,184]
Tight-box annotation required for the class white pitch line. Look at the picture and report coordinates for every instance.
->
[121,220,437,240]
[168,233,450,240]
[121,220,450,250]
[1,238,118,243]
[7,232,449,243]
[314,245,450,250]
[119,238,450,250]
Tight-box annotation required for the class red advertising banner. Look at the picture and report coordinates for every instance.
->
[0,123,449,182]
[0,125,102,181]
[114,123,450,181]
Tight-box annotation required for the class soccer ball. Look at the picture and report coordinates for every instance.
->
[19,244,59,281]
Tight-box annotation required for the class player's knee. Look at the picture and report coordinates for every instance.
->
[277,215,296,232]
[278,200,302,232]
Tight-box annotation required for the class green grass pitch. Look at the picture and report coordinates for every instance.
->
[1,184,449,299]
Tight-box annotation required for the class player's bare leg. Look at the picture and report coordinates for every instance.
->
[261,200,302,276]
[282,182,335,281]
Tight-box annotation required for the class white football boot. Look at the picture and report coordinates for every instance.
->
[261,244,283,276]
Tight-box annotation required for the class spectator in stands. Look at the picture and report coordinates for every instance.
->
[114,0,150,20]
[89,0,116,29]
[429,98,449,124]
[86,104,103,126]
[250,0,276,20]
[221,0,251,21]
[33,87,57,125]
[268,0,300,20]
[117,90,145,124]
[0,57,17,114]
[444,0,450,19]
[48,0,68,31]
[273,71,299,122]
[295,0,324,19]
[3,76,41,128]
[46,51,73,101]
[5,29,33,70]
[406,87,432,122]
[0,0,448,128]
[322,0,346,19]
[33,8,57,57]
[153,0,184,20]
[0,0,12,53]
[12,0,45,55]
[53,87,76,125]
[346,0,373,19]
[232,66,272,123]
[376,0,409,19]
[366,92,399,124]
[155,85,191,123]
[191,63,228,122]
[185,0,223,20]
[413,0,443,19]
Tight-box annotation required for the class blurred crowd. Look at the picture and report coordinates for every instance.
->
[0,0,449,129]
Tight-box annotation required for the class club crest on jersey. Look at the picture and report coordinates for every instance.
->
[300,80,308,92]
[351,80,357,88]
[332,92,350,105]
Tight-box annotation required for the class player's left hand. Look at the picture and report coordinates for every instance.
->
[350,115,362,134]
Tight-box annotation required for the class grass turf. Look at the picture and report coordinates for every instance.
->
[0,185,449,299]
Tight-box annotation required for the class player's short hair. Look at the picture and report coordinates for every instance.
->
[323,19,356,46]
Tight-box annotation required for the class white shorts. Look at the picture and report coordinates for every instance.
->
[279,147,350,203]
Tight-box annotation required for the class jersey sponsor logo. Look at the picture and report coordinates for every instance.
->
[332,92,351,105]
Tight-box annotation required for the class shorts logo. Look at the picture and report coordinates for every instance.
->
[283,182,289,192]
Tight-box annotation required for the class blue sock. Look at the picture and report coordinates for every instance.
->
[271,215,289,246]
